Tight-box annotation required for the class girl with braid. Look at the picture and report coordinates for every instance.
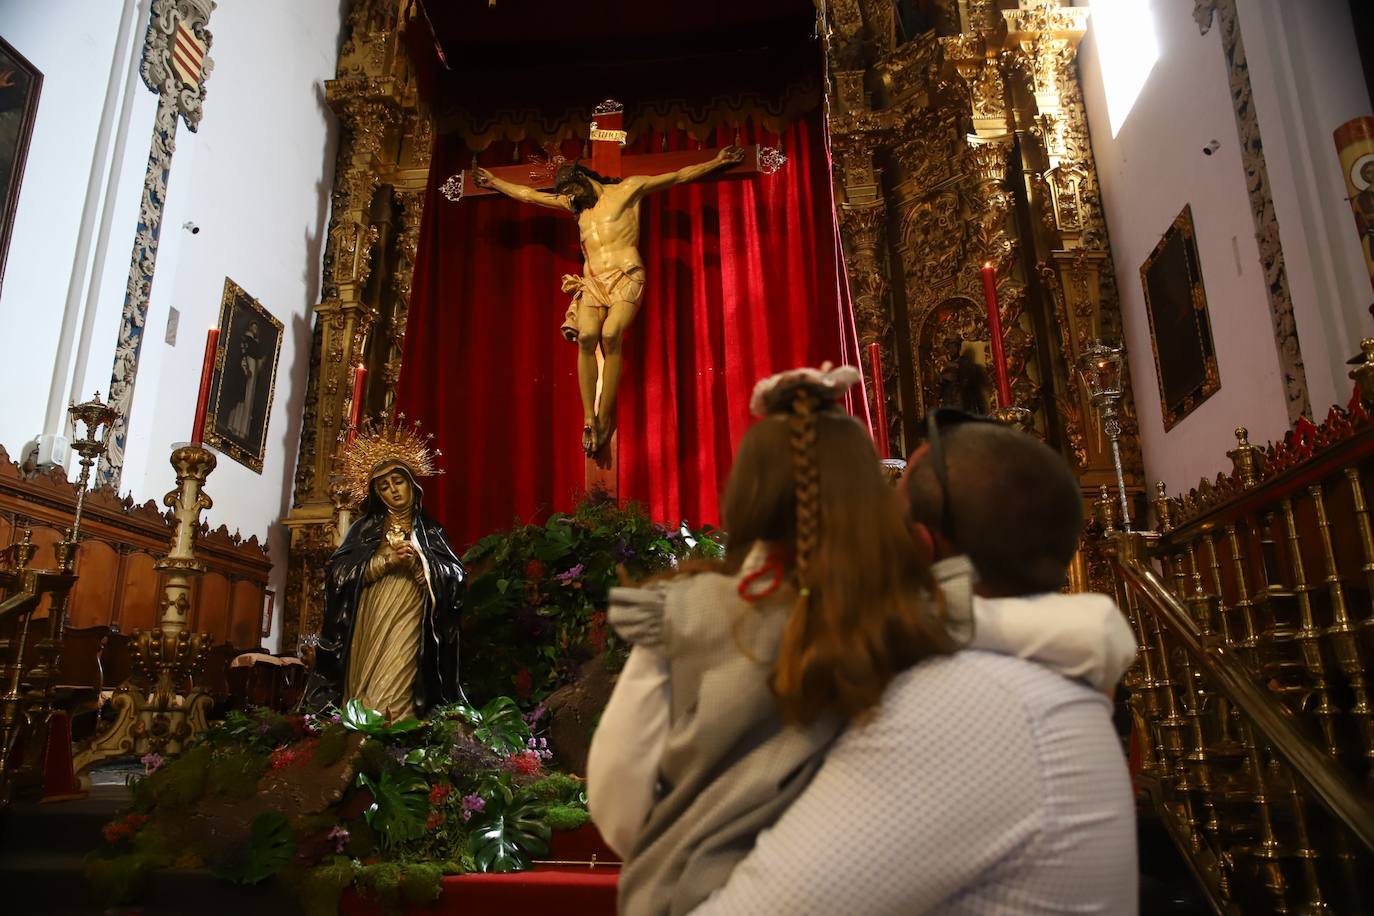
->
[590,364,956,916]
[589,365,1138,916]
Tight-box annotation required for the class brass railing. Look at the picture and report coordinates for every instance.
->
[0,529,77,806]
[1104,410,1374,914]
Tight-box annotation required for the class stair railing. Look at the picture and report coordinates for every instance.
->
[1101,406,1374,914]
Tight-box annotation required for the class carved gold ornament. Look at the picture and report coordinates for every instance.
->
[339,415,441,504]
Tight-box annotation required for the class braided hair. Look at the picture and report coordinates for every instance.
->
[719,373,954,724]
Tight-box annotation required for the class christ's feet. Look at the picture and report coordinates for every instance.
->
[595,414,617,453]
[582,422,597,457]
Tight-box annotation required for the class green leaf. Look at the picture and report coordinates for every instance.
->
[474,696,530,756]
[467,801,551,873]
[358,770,430,848]
[340,699,424,738]
[217,811,295,885]
[497,578,510,594]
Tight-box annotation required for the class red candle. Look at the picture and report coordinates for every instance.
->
[347,365,366,445]
[867,342,891,458]
[191,328,219,446]
[981,263,1012,409]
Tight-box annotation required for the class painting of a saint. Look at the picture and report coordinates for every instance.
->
[204,279,283,473]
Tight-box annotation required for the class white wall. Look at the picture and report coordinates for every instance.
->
[0,0,344,650]
[1076,0,1372,496]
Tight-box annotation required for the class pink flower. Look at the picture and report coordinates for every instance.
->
[461,793,485,822]
[140,752,164,774]
[327,825,350,853]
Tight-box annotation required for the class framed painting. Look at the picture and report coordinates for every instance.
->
[261,588,275,639]
[203,279,283,473]
[1140,204,1220,430]
[0,36,42,295]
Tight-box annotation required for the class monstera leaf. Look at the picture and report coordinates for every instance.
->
[217,811,295,885]
[455,697,530,756]
[341,700,425,738]
[467,801,552,873]
[358,771,429,847]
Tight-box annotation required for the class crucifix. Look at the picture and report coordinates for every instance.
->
[440,100,786,496]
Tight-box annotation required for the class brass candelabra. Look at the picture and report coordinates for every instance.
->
[1078,340,1131,531]
[74,443,217,780]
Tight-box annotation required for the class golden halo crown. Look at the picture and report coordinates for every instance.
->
[340,414,442,505]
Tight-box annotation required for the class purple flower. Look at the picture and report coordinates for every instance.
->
[461,794,486,822]
[555,564,585,585]
[527,736,553,761]
[327,825,350,853]
[140,752,164,774]
[524,703,548,728]
[615,538,637,562]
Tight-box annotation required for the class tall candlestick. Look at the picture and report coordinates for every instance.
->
[191,328,219,446]
[867,342,891,458]
[981,263,1012,409]
[347,365,366,445]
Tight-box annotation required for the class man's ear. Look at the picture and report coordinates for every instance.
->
[910,520,935,565]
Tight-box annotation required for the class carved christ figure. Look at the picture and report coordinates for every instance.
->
[475,146,745,455]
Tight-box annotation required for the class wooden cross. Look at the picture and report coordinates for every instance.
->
[440,100,784,499]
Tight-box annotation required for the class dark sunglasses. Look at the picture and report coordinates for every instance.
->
[915,407,1000,540]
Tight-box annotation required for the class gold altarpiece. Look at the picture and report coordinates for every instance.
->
[825,0,1144,526]
[284,0,1146,645]
[281,0,433,655]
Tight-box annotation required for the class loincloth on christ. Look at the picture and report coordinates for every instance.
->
[559,264,646,342]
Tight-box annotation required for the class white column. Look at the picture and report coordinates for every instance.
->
[36,0,140,469]
[67,0,155,421]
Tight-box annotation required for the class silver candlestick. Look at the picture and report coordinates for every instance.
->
[1077,340,1131,531]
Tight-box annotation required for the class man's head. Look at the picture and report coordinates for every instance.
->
[901,415,1083,596]
[554,163,615,213]
[1361,160,1374,185]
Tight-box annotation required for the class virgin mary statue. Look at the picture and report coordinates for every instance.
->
[302,419,467,721]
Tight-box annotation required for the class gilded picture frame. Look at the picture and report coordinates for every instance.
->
[1140,204,1220,430]
[203,279,284,473]
[0,36,42,296]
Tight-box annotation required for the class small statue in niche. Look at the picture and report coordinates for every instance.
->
[301,419,467,722]
[935,338,986,414]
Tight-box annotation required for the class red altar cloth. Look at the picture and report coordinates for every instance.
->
[340,826,620,916]
[396,112,857,549]
[339,867,619,916]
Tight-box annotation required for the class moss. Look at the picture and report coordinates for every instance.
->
[315,723,351,767]
[205,749,270,798]
[355,861,406,909]
[296,857,358,916]
[134,744,213,810]
[356,737,390,777]
[526,772,582,803]
[398,862,444,905]
[544,804,589,831]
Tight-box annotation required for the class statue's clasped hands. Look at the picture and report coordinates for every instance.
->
[379,541,422,575]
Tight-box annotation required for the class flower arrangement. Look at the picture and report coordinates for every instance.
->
[87,698,590,915]
[460,496,722,704]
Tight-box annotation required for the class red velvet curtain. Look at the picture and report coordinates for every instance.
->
[397,112,853,550]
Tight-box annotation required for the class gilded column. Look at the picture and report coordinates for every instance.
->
[283,0,431,654]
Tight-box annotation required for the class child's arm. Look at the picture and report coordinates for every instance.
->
[586,585,673,857]
[587,644,669,857]
[969,592,1137,692]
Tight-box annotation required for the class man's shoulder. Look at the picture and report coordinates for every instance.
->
[877,650,1110,739]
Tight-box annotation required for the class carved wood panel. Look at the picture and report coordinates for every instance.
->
[0,444,270,649]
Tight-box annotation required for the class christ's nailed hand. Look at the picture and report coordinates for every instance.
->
[718,145,746,165]
[474,167,494,188]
